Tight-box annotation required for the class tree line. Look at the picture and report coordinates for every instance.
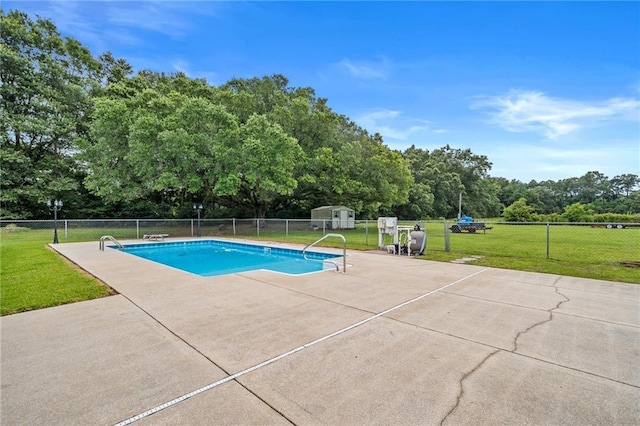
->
[2,10,638,221]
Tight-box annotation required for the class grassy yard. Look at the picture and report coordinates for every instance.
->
[1,221,638,316]
[420,224,640,283]
[0,226,114,316]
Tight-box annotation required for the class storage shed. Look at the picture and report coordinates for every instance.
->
[311,205,355,229]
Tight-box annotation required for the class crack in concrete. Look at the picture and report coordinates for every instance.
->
[440,349,500,426]
[440,276,571,425]
[513,276,570,353]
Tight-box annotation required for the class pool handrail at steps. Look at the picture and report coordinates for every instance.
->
[302,233,347,273]
[99,235,124,251]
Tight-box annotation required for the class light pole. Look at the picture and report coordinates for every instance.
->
[193,203,203,237]
[47,199,63,244]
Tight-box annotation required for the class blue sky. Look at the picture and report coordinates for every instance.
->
[8,1,640,182]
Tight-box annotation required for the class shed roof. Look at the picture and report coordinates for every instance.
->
[311,205,353,212]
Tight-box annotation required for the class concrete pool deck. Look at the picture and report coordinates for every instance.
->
[1,238,639,425]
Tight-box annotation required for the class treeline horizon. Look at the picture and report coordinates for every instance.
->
[2,10,639,221]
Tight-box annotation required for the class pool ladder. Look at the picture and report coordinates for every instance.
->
[99,235,124,251]
[302,233,347,274]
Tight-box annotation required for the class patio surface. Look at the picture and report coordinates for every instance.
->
[1,238,639,425]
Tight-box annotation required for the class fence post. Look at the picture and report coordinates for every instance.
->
[323,220,326,235]
[136,220,139,239]
[191,219,194,237]
[64,220,68,241]
[256,219,260,236]
[365,219,368,246]
[444,220,450,252]
[546,222,550,259]
[286,219,289,237]
[233,218,236,236]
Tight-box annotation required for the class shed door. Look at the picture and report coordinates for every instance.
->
[340,210,349,228]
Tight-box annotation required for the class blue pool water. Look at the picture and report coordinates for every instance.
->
[116,240,341,277]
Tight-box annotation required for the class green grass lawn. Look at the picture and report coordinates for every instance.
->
[1,221,637,316]
[0,227,114,316]
[419,224,640,283]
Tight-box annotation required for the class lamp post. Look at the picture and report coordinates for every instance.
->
[47,199,63,244]
[193,203,203,237]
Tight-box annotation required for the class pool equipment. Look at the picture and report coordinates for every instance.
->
[378,217,398,249]
[377,218,426,256]
[409,225,426,255]
[377,217,398,250]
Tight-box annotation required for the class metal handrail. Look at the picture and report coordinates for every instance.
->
[99,235,124,251]
[302,233,347,273]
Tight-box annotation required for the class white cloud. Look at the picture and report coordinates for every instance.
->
[355,109,432,141]
[171,59,219,83]
[38,1,113,50]
[359,109,402,121]
[472,90,640,139]
[484,142,637,181]
[18,0,223,51]
[337,58,389,80]
[105,2,194,38]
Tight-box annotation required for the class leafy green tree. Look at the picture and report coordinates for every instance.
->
[502,197,537,222]
[97,51,133,86]
[493,177,527,210]
[0,10,103,218]
[471,178,502,218]
[625,191,640,213]
[611,174,639,198]
[399,145,498,218]
[393,182,435,219]
[217,75,412,217]
[214,114,303,218]
[84,86,237,212]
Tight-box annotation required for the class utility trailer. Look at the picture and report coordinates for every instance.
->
[450,215,493,234]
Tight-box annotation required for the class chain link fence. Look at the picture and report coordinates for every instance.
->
[0,218,405,249]
[1,218,638,266]
[441,220,639,268]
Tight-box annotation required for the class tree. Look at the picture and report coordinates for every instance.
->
[393,182,435,219]
[214,114,303,218]
[83,85,237,213]
[97,51,133,87]
[502,198,537,222]
[574,171,610,211]
[217,76,412,217]
[471,178,502,218]
[0,10,104,218]
[611,174,639,198]
[398,145,499,219]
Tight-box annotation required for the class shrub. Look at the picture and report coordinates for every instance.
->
[561,203,594,222]
[592,213,640,223]
[502,198,537,222]
[538,212,566,223]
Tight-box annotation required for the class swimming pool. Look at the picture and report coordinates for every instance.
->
[116,240,342,277]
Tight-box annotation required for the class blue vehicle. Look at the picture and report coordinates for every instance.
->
[450,214,492,233]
